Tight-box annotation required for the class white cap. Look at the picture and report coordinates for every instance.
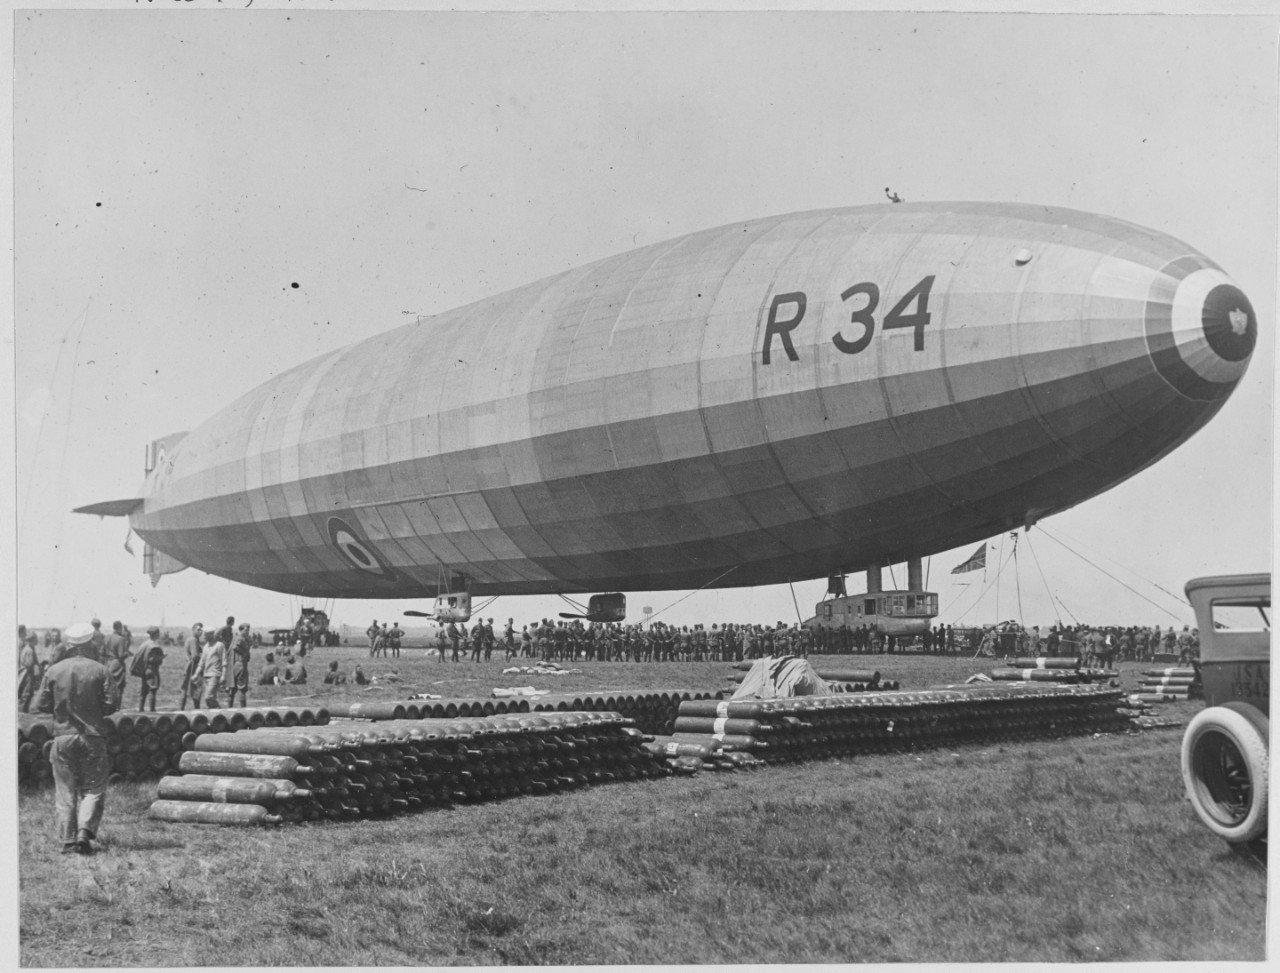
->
[65,622,95,647]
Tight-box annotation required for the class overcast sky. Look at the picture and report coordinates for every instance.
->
[9,6,1276,637]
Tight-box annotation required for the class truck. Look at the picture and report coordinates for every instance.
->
[1179,573,1269,858]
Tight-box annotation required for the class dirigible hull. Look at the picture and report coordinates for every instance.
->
[114,202,1257,598]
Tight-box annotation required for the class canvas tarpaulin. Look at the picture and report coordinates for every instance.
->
[731,656,832,699]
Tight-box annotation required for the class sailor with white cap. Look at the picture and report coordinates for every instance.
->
[35,622,121,854]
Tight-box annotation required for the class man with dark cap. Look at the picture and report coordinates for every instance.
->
[89,618,106,662]
[103,621,130,697]
[132,626,165,712]
[217,616,235,653]
[257,652,280,686]
[226,623,252,707]
[46,628,68,666]
[36,621,120,855]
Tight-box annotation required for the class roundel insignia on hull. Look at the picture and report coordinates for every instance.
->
[327,517,400,584]
[1144,257,1256,401]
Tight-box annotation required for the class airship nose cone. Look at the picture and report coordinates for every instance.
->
[1201,281,1257,362]
[1145,261,1257,400]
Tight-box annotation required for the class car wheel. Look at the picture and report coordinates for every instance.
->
[1182,704,1269,845]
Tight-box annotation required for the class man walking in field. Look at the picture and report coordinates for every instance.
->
[132,626,165,712]
[226,623,252,707]
[179,622,204,709]
[103,620,130,697]
[35,622,120,855]
[192,629,226,708]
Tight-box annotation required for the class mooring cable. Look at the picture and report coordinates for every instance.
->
[1038,528,1184,622]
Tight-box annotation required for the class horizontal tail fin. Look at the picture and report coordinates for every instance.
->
[73,498,144,517]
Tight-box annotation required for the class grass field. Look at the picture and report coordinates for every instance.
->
[16,649,1269,965]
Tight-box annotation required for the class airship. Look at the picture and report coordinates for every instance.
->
[76,201,1257,622]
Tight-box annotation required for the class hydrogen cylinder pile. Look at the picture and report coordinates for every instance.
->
[1134,667,1200,702]
[17,707,330,786]
[147,711,665,826]
[989,658,1119,685]
[668,684,1131,762]
[330,690,715,736]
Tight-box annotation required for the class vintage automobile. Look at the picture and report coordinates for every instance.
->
[1180,573,1270,855]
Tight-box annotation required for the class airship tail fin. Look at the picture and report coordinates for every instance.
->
[73,497,144,517]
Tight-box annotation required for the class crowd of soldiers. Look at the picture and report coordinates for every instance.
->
[410,617,1202,665]
[16,614,325,716]
[18,615,1202,710]
[423,618,956,663]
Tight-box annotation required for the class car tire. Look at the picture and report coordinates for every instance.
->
[1182,704,1269,845]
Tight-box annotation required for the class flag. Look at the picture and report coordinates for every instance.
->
[951,543,987,574]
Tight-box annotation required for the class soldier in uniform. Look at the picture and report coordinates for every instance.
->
[46,628,68,667]
[103,621,130,697]
[191,629,226,708]
[19,631,40,713]
[36,622,120,854]
[88,618,106,662]
[323,660,346,684]
[367,619,380,656]
[226,623,252,708]
[283,653,308,684]
[257,652,280,685]
[180,623,205,709]
[133,625,165,712]
[483,619,496,661]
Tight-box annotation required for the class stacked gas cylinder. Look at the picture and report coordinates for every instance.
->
[641,735,766,775]
[990,657,1118,685]
[530,690,717,735]
[329,689,715,736]
[666,684,1131,763]
[148,711,665,826]
[728,664,900,692]
[17,707,329,787]
[1134,666,1200,703]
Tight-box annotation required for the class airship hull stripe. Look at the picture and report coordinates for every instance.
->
[135,343,1216,597]
[138,332,1194,533]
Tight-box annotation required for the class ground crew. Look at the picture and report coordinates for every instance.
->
[257,652,280,685]
[191,629,226,707]
[46,628,68,666]
[132,625,165,712]
[19,631,40,713]
[226,623,252,707]
[178,623,204,709]
[35,622,120,855]
[283,654,307,684]
[88,618,106,661]
[103,621,130,696]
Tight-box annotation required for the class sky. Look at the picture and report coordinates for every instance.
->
[7,6,1277,639]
